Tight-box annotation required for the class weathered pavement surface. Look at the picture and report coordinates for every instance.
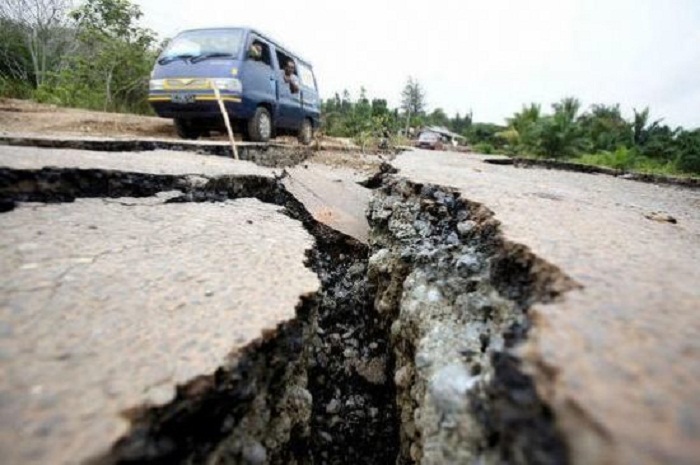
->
[0,197,319,464]
[393,150,700,465]
[283,163,371,243]
[0,145,274,176]
[0,144,368,464]
[1,141,699,464]
[0,145,371,243]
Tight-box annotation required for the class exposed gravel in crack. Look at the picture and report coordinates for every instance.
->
[367,177,579,464]
[302,236,399,463]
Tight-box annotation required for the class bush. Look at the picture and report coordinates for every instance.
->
[353,130,375,153]
[633,157,678,175]
[473,142,495,154]
[466,123,506,148]
[675,130,700,174]
[576,148,683,175]
[0,77,33,99]
[577,147,637,170]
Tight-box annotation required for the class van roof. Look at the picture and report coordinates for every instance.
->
[177,26,312,67]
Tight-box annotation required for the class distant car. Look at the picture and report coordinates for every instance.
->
[417,131,444,150]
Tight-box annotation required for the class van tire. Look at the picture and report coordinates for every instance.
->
[248,107,272,143]
[298,119,313,145]
[174,118,201,140]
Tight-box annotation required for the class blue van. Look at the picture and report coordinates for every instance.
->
[148,27,320,144]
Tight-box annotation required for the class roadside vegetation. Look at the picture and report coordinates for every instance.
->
[323,88,700,177]
[1,0,156,113]
[1,0,698,176]
[498,100,700,176]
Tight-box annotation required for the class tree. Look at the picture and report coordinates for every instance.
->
[578,104,631,152]
[535,98,588,158]
[0,18,30,82]
[340,89,352,116]
[355,86,371,120]
[428,108,449,127]
[400,76,426,132]
[466,122,507,147]
[62,0,155,110]
[371,98,389,117]
[675,129,700,173]
[638,124,679,162]
[631,107,663,147]
[506,103,541,153]
[450,111,473,134]
[0,0,75,87]
[629,107,679,162]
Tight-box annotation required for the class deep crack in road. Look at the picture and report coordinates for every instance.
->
[1,142,698,465]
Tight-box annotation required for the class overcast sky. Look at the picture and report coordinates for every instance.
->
[135,0,700,128]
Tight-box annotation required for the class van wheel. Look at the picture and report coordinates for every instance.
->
[298,119,313,145]
[174,118,201,140]
[247,107,272,143]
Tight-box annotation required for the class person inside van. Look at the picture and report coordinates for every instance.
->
[283,59,300,94]
[248,41,263,61]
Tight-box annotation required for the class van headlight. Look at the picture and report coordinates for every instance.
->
[149,79,165,91]
[211,78,242,92]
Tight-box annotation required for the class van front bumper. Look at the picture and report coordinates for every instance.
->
[148,93,243,119]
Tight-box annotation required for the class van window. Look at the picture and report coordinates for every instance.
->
[162,29,244,60]
[275,50,296,75]
[248,37,272,67]
[297,64,316,90]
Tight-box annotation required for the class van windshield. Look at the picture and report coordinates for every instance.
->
[160,29,244,64]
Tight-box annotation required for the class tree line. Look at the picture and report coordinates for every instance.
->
[490,98,700,174]
[322,81,700,175]
[322,78,473,140]
[0,0,156,113]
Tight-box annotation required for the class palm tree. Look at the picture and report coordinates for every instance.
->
[578,104,631,152]
[506,103,541,152]
[632,107,662,147]
[536,98,588,158]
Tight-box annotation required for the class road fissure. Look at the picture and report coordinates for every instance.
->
[1,164,581,464]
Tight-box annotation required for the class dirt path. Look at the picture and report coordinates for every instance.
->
[0,98,176,138]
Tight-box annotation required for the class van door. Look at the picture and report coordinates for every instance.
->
[239,35,276,118]
[297,62,320,126]
[273,48,303,129]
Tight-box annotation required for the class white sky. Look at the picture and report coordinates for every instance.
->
[135,0,700,128]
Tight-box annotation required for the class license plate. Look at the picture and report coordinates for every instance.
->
[172,93,196,104]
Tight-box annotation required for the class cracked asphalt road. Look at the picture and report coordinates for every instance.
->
[0,143,375,464]
[0,145,371,242]
[0,196,319,464]
[2,142,698,465]
[0,144,272,177]
[394,150,700,465]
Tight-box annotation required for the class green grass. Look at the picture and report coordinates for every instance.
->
[573,148,694,177]
[513,147,698,179]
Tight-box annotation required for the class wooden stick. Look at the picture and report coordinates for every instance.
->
[213,86,239,160]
